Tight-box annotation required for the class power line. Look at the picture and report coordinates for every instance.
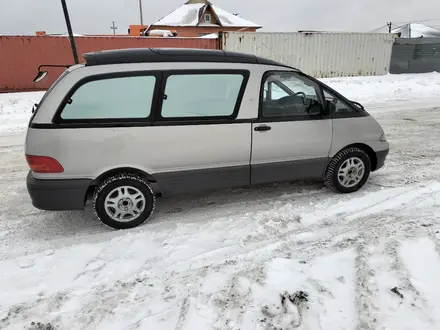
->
[390,23,408,31]
[368,24,388,33]
[393,17,440,24]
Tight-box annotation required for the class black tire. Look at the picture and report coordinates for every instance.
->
[93,173,156,230]
[324,147,371,193]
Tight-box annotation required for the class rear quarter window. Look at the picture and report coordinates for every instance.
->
[59,75,156,120]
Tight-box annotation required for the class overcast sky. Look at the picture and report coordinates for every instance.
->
[1,0,440,35]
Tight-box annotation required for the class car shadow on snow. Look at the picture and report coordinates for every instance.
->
[21,179,327,239]
[18,174,388,243]
[153,179,325,213]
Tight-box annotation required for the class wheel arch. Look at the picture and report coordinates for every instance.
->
[332,143,378,171]
[86,167,159,199]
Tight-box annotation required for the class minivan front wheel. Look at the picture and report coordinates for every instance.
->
[93,173,156,229]
[324,147,371,193]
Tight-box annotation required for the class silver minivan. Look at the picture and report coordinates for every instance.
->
[25,48,389,229]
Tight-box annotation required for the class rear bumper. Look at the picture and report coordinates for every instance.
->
[374,148,389,171]
[26,171,92,211]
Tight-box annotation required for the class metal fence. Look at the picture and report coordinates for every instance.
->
[390,38,440,74]
[220,32,397,78]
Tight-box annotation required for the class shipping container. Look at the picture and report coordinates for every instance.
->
[0,36,217,92]
[220,32,397,78]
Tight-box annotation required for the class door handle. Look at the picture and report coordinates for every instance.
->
[254,125,271,132]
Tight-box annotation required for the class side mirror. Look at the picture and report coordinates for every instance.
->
[33,71,48,83]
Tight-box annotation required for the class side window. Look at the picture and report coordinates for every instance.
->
[323,90,356,114]
[60,75,156,120]
[261,72,324,118]
[264,81,289,100]
[160,73,245,119]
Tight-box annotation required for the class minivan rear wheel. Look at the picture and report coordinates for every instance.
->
[93,173,156,229]
[324,147,371,193]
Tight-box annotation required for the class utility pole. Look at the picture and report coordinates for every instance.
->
[387,22,392,33]
[61,0,79,64]
[139,0,144,25]
[110,21,118,35]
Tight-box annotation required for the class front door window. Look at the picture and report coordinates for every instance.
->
[261,72,324,118]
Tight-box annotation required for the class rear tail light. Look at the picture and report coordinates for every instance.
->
[25,155,64,173]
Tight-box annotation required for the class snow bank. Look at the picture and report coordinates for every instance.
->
[321,72,440,106]
[0,91,44,134]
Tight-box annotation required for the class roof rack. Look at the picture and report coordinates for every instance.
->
[83,48,298,70]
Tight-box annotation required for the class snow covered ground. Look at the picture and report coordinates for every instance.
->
[0,73,440,330]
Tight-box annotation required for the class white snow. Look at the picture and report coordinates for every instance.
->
[322,72,440,106]
[147,29,176,37]
[211,5,261,28]
[153,4,203,26]
[0,92,44,134]
[200,33,218,39]
[1,72,440,329]
[152,3,261,28]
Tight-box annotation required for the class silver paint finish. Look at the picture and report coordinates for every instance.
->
[251,119,332,166]
[329,115,390,157]
[26,124,252,180]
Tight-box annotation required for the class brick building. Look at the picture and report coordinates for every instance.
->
[146,0,261,38]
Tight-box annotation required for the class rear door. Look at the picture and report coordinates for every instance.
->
[250,70,333,185]
[150,69,253,196]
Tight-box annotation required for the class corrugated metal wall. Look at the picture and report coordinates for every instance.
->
[0,36,217,92]
[220,32,396,78]
[390,38,440,74]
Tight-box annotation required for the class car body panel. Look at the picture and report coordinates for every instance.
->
[330,116,389,158]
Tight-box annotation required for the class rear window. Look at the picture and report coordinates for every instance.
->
[59,75,156,120]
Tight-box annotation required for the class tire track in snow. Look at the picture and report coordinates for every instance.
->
[382,238,435,328]
[399,237,440,326]
[1,212,438,330]
[354,236,380,330]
